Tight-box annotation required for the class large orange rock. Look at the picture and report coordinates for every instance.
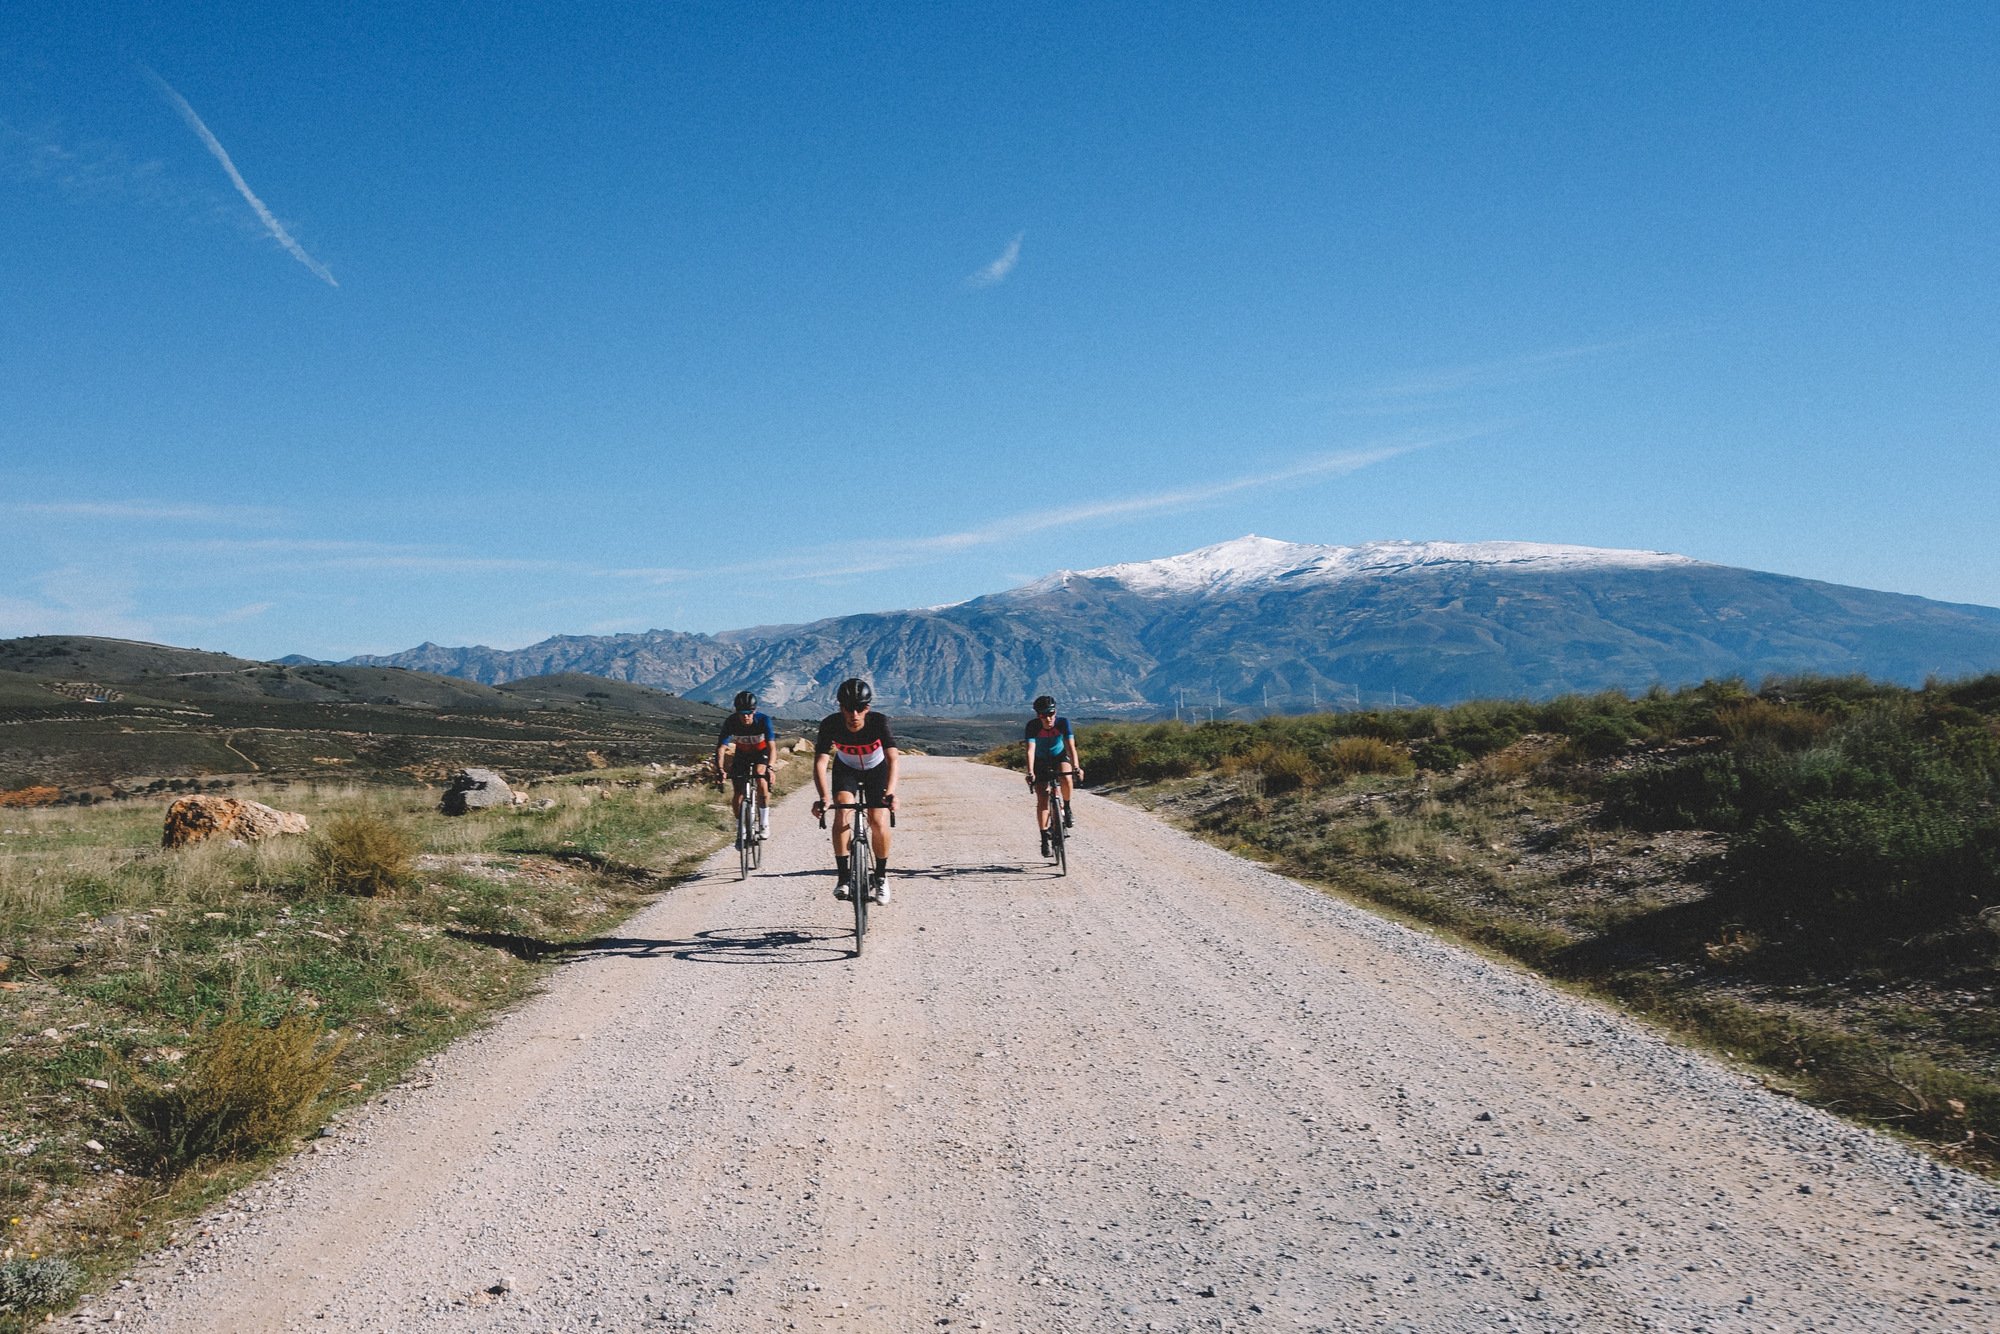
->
[162,796,310,849]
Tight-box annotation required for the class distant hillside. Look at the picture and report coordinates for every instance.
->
[0,636,743,793]
[344,537,2000,715]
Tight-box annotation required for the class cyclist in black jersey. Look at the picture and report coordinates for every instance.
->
[811,677,899,905]
[714,690,776,837]
[1024,694,1083,858]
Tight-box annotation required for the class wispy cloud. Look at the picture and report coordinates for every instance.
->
[792,440,1437,578]
[144,69,338,287]
[1,119,200,212]
[6,500,282,524]
[966,232,1024,289]
[158,600,274,628]
[594,435,1446,588]
[1366,338,1649,401]
[153,536,572,575]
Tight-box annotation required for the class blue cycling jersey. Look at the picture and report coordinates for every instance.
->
[717,711,775,752]
[1025,715,1073,758]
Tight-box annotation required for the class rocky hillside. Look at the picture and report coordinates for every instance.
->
[344,537,2000,715]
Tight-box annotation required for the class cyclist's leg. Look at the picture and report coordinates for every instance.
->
[831,766,862,894]
[864,771,892,901]
[1059,766,1075,825]
[831,805,854,900]
[869,806,891,852]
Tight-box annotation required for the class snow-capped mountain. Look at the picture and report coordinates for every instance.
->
[1019,535,1699,599]
[347,536,2000,715]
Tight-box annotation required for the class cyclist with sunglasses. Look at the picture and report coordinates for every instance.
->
[715,690,776,838]
[1025,694,1083,858]
[811,677,899,904]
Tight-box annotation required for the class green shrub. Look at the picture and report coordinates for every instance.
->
[0,1256,83,1316]
[1256,744,1320,795]
[310,812,416,896]
[1563,711,1645,759]
[118,1012,344,1175]
[1601,753,1744,831]
[1730,795,2000,927]
[1412,740,1469,772]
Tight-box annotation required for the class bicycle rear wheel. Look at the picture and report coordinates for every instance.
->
[850,831,871,951]
[1050,795,1067,876]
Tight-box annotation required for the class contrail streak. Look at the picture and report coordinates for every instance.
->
[145,69,337,287]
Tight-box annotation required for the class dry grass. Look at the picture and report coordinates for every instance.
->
[115,1013,343,1175]
[1322,736,1414,778]
[310,814,416,897]
[0,764,790,1326]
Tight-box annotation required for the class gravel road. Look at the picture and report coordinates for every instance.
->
[86,756,2000,1331]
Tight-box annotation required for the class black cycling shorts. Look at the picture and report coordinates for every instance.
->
[1032,758,1075,787]
[728,748,771,784]
[830,763,889,807]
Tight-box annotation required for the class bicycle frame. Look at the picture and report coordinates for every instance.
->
[820,796,895,953]
[732,759,771,880]
[1034,766,1071,876]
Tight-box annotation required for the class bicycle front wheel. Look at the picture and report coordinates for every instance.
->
[1051,797,1067,876]
[851,835,872,950]
[738,801,753,880]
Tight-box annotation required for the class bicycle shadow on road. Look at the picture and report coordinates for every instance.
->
[898,861,1046,881]
[446,924,857,965]
[573,925,858,965]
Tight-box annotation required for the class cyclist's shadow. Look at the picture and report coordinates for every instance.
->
[576,925,858,965]
[900,861,1068,882]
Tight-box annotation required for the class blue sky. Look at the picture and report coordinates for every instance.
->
[3,1,1995,659]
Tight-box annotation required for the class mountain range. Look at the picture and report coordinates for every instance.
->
[335,536,2000,716]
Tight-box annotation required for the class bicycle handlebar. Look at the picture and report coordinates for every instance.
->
[815,797,897,829]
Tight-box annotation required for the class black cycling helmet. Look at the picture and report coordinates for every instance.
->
[733,690,757,712]
[836,677,873,710]
[1033,694,1056,714]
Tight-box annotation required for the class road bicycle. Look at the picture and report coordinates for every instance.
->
[1034,764,1075,876]
[732,762,770,880]
[819,795,895,953]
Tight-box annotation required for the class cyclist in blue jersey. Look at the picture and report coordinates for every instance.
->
[1024,694,1083,858]
[715,690,776,837]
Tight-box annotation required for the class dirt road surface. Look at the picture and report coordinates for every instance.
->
[88,757,2000,1331]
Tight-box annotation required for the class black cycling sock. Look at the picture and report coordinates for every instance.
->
[836,855,852,879]
[874,859,888,876]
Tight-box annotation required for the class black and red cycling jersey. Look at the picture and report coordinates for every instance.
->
[816,711,894,770]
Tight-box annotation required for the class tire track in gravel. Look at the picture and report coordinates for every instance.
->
[82,757,2000,1332]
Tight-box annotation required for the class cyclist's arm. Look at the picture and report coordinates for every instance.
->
[1065,722,1083,776]
[812,751,831,805]
[1023,738,1037,781]
[882,746,900,804]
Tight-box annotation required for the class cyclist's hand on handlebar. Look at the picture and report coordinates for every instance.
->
[1025,773,1036,788]
[885,792,898,810]
[811,799,825,819]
